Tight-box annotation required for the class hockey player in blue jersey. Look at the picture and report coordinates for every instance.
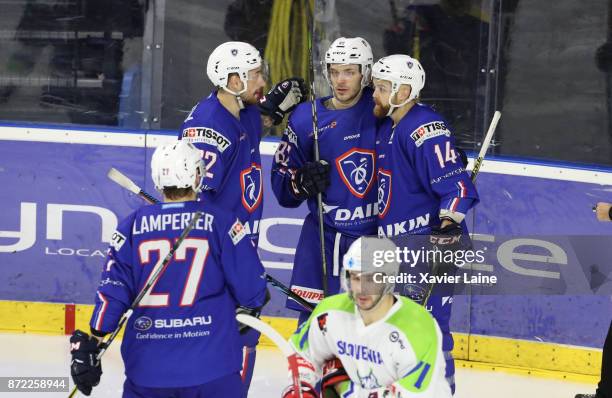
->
[271,37,379,325]
[178,40,306,390]
[69,141,268,397]
[179,41,306,245]
[371,54,479,394]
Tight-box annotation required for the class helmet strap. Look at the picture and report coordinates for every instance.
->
[386,83,413,117]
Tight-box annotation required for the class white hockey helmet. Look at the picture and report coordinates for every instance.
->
[324,37,373,89]
[206,41,262,95]
[342,236,400,296]
[151,140,204,193]
[372,54,426,116]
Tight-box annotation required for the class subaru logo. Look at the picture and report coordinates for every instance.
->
[134,316,153,331]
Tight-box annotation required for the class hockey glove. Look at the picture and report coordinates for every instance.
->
[258,77,308,125]
[236,288,270,334]
[70,330,102,396]
[290,160,331,200]
[281,383,318,398]
[281,355,318,398]
[456,147,469,168]
[321,358,351,398]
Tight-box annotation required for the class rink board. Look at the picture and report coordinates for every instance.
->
[1,125,611,373]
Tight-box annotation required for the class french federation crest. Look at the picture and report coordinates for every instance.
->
[335,148,375,198]
[240,164,263,213]
[377,169,392,218]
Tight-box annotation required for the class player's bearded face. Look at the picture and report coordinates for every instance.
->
[372,79,392,118]
[348,271,385,311]
[329,64,362,104]
[242,67,266,105]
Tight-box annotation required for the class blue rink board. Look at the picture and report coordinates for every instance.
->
[1,135,611,349]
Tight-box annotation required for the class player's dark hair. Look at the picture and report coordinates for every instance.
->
[162,187,193,201]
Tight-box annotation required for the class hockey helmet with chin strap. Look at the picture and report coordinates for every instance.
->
[372,54,425,116]
[206,41,262,96]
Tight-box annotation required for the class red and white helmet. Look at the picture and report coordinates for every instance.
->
[206,41,262,96]
[151,140,204,193]
[323,37,374,89]
[372,54,426,116]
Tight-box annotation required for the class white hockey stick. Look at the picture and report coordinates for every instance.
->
[236,314,304,398]
[107,167,158,204]
[471,110,501,182]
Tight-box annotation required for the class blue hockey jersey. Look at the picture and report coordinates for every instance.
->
[179,92,263,243]
[89,201,267,388]
[376,103,479,237]
[271,88,378,237]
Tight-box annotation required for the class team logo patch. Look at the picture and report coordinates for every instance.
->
[335,148,375,198]
[357,368,381,389]
[240,164,263,213]
[182,127,231,152]
[377,169,392,218]
[110,230,126,251]
[229,219,247,245]
[134,316,153,331]
[409,121,451,147]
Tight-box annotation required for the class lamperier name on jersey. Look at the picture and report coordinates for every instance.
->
[132,211,215,235]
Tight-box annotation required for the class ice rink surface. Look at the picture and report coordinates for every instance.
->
[0,333,597,397]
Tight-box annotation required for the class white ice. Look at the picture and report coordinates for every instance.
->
[0,332,597,397]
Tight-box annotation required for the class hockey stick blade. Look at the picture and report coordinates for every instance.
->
[265,274,315,312]
[107,168,158,204]
[471,110,501,182]
[236,314,304,398]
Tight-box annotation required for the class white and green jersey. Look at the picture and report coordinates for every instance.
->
[289,294,451,398]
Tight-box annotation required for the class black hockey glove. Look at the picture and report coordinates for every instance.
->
[70,330,102,396]
[429,220,464,252]
[236,288,270,334]
[236,306,261,334]
[258,77,308,125]
[456,147,469,168]
[290,160,331,200]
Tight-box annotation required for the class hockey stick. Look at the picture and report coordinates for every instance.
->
[265,274,315,312]
[236,313,304,398]
[419,111,501,307]
[471,110,501,182]
[68,211,202,398]
[307,0,329,297]
[107,167,315,312]
[108,167,158,204]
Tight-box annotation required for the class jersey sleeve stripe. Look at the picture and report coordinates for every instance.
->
[93,291,108,331]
